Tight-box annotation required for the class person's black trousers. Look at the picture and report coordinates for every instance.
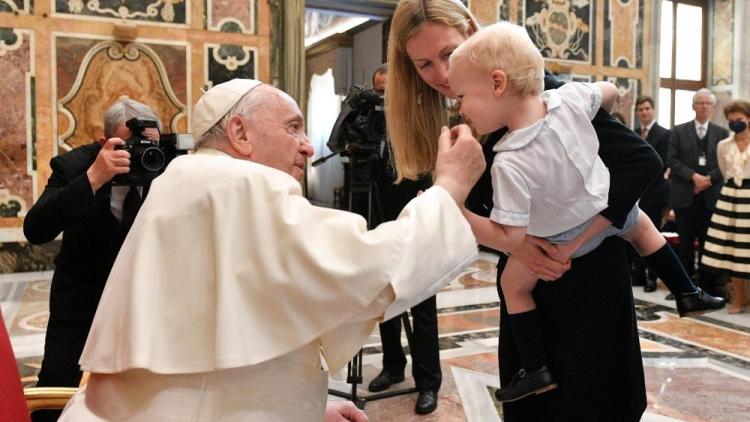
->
[673,194,712,273]
[498,237,647,421]
[31,316,89,422]
[673,193,724,295]
[378,295,442,393]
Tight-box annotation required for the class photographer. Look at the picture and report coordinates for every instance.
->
[24,97,161,422]
[366,64,441,415]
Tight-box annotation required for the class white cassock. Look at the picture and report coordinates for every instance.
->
[60,148,477,421]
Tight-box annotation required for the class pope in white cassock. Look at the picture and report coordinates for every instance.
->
[58,79,485,421]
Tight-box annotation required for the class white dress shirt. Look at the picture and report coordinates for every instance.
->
[490,82,610,237]
[695,120,709,139]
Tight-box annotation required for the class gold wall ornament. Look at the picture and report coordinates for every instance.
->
[526,0,591,62]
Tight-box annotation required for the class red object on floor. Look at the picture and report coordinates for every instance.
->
[661,232,700,250]
[0,309,31,422]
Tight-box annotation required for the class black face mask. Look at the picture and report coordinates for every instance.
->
[729,120,748,134]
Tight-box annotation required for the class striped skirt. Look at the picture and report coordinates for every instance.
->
[702,179,750,278]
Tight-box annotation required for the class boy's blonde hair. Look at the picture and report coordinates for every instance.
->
[451,21,544,98]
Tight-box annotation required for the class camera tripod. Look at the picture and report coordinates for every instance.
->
[327,152,418,409]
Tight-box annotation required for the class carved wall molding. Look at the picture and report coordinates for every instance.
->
[54,0,189,26]
[206,0,256,34]
[55,37,187,150]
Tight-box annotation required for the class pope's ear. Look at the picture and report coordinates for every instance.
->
[226,115,254,156]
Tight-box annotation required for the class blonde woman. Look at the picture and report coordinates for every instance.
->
[702,100,750,313]
[385,0,662,419]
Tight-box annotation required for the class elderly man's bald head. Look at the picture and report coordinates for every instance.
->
[197,84,314,180]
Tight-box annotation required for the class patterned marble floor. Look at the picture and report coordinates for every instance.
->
[3,251,750,421]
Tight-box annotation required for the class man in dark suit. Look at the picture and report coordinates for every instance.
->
[24,98,160,422]
[632,96,671,292]
[668,88,729,297]
[367,64,441,415]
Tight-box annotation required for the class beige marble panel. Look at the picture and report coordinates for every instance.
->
[712,0,734,86]
[607,0,638,68]
[0,29,33,215]
[640,313,750,360]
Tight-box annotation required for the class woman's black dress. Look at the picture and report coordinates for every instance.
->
[466,75,662,421]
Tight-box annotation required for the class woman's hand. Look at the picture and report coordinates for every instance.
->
[511,236,571,281]
[545,241,579,265]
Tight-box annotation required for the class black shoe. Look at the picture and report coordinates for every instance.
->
[676,288,726,317]
[367,370,405,392]
[415,390,438,414]
[494,366,558,403]
[644,278,657,292]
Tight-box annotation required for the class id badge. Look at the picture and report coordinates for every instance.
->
[698,154,707,167]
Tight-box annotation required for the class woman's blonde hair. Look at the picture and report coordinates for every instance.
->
[451,22,544,98]
[386,0,480,181]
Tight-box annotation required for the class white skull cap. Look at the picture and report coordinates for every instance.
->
[192,79,264,139]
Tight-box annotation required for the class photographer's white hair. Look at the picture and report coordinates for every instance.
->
[195,88,267,149]
[450,21,544,97]
[693,88,716,105]
[103,96,162,138]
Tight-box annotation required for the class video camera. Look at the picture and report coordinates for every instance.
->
[326,85,386,156]
[111,117,194,186]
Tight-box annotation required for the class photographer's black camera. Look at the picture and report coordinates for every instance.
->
[112,118,193,186]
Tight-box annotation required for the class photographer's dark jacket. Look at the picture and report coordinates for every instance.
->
[24,142,128,325]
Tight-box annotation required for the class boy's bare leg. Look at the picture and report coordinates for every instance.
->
[621,210,666,256]
[501,256,540,314]
[496,256,557,402]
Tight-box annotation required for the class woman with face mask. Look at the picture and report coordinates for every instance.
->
[701,100,750,313]
[386,1,661,420]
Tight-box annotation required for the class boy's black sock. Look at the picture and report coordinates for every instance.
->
[508,309,547,371]
[644,244,699,295]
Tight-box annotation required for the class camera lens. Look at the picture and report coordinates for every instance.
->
[141,147,166,172]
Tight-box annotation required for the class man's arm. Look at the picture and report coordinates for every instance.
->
[23,155,98,244]
[667,126,695,182]
[24,138,131,244]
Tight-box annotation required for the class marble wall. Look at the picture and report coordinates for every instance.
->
[472,0,654,128]
[709,0,736,127]
[0,1,271,273]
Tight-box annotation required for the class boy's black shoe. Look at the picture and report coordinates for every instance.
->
[676,288,726,317]
[495,366,557,403]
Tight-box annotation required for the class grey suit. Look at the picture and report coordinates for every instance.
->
[667,120,729,279]
[668,121,727,209]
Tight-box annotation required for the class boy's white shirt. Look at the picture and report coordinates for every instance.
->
[490,82,610,237]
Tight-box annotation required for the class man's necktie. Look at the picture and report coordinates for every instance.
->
[641,127,648,139]
[121,187,142,235]
[697,125,706,139]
